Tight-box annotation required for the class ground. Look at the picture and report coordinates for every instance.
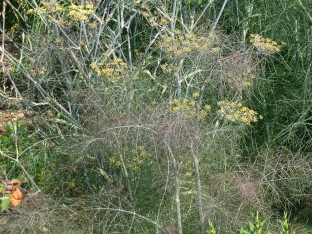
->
[0,109,27,133]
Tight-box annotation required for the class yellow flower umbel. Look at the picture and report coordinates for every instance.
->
[171,93,211,121]
[129,146,152,173]
[27,1,97,27]
[27,0,64,15]
[140,4,169,28]
[68,3,94,23]
[227,70,256,90]
[250,34,285,55]
[27,0,65,25]
[109,146,153,173]
[109,153,121,168]
[90,54,128,83]
[158,30,217,58]
[217,101,262,125]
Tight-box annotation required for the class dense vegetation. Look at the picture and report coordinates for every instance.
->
[1,0,312,233]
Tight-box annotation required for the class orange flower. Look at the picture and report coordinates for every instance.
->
[1,179,23,207]
[10,187,23,206]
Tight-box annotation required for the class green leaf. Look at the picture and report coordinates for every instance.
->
[249,221,255,231]
[1,194,10,212]
[239,228,251,234]
[301,231,312,234]
[260,217,269,227]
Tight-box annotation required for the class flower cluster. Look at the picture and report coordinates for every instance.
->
[227,70,256,90]
[27,0,64,15]
[109,154,121,168]
[182,156,195,179]
[171,93,211,121]
[160,63,176,74]
[140,4,169,28]
[221,52,256,91]
[27,1,97,27]
[250,34,285,55]
[109,146,152,173]
[68,3,94,23]
[158,30,218,58]
[90,55,128,83]
[217,101,262,125]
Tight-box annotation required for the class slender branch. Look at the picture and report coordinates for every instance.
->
[234,0,239,25]
[4,0,30,29]
[297,0,312,24]
[30,0,51,29]
[18,163,41,191]
[136,28,164,71]
[0,48,79,128]
[170,0,179,35]
[210,0,229,35]
[0,150,40,191]
[192,141,205,234]
[105,0,149,54]
[166,144,182,234]
[191,0,215,31]
[1,0,5,62]
[93,0,116,58]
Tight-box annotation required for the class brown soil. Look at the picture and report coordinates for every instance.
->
[0,109,28,133]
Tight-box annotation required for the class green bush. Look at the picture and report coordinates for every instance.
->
[1,0,312,233]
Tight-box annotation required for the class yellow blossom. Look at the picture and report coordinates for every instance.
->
[217,100,260,125]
